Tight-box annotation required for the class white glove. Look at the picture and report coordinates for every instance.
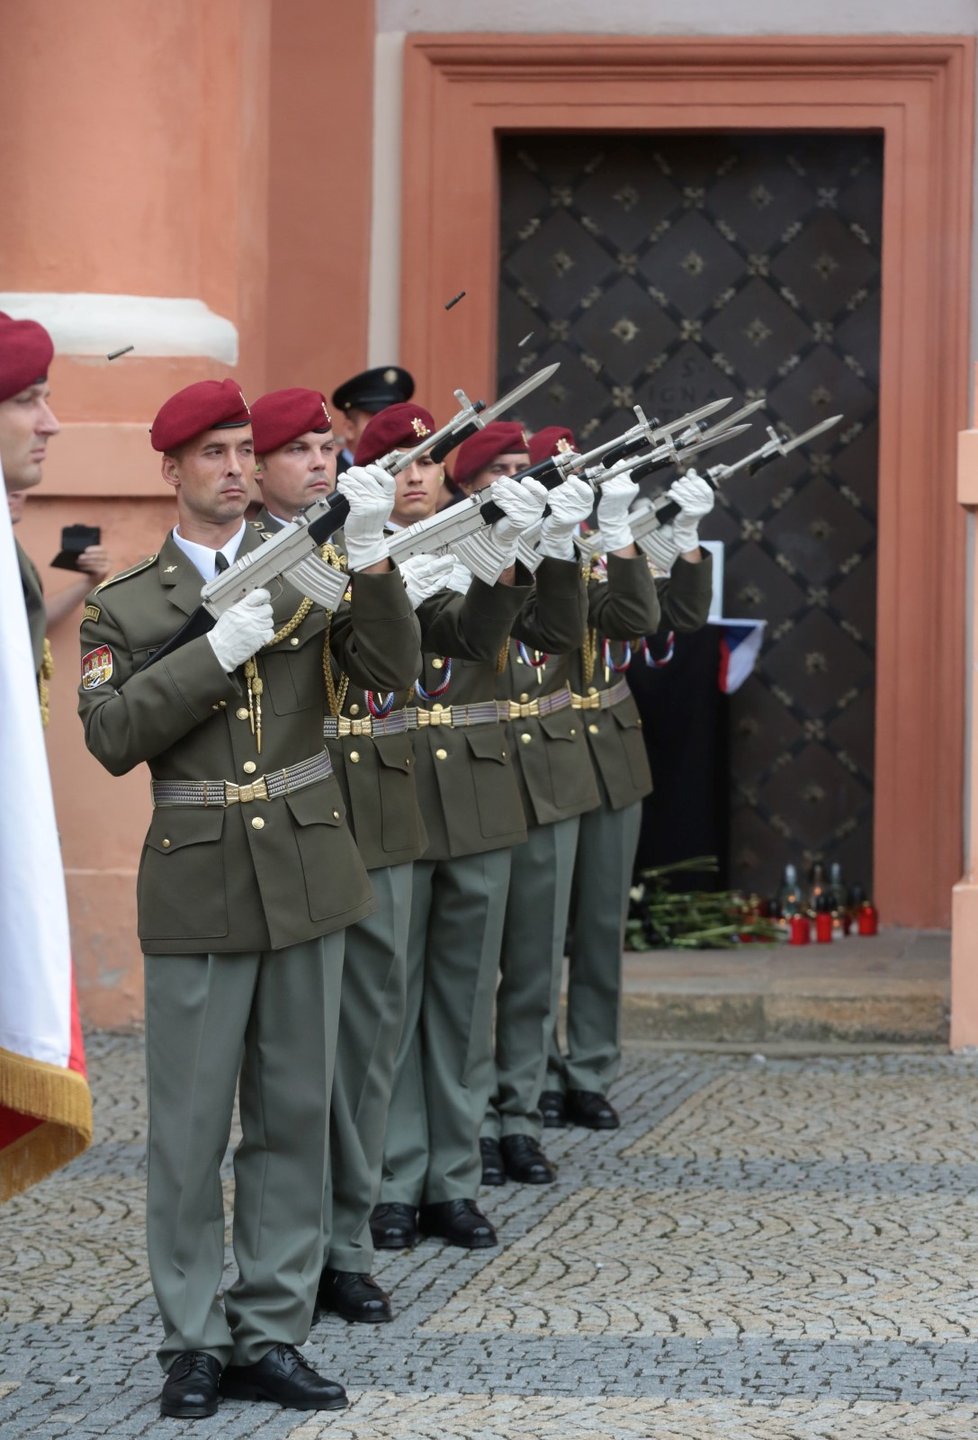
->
[399,552,457,609]
[538,476,594,560]
[206,588,274,672]
[444,556,474,595]
[666,470,715,554]
[337,463,395,570]
[484,475,549,568]
[596,473,639,553]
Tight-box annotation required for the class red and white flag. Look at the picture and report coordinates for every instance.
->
[0,460,92,1200]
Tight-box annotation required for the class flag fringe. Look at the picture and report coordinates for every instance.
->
[0,1048,93,1202]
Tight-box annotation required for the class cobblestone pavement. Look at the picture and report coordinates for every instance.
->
[2,1035,978,1438]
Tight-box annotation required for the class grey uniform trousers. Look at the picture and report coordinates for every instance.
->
[547,798,642,1094]
[326,862,413,1273]
[144,937,342,1370]
[381,848,512,1206]
[483,815,580,1142]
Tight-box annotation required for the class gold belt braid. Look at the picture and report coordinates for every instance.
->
[150,750,333,808]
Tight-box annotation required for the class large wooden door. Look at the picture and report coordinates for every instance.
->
[497,132,882,895]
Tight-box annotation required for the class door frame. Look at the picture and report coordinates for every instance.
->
[401,34,974,928]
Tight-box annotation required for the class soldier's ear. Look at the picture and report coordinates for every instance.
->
[161,454,180,490]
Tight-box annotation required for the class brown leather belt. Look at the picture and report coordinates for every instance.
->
[151,750,333,807]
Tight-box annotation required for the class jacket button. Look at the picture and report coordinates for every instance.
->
[431,658,444,670]
[333,809,341,819]
[162,838,171,849]
[251,816,265,830]
[219,700,227,708]
[501,749,507,759]
[435,747,448,760]
[520,732,532,744]
[588,723,599,734]
[236,707,249,720]
[290,636,299,646]
[569,728,576,737]
[432,703,443,712]
[588,686,598,696]
[519,692,529,703]
[350,750,360,763]
[349,703,360,716]
[243,761,257,775]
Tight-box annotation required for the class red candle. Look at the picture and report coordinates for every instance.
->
[789,914,810,945]
[857,902,878,936]
[815,910,834,943]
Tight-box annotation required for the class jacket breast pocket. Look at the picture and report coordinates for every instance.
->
[261,614,327,717]
[138,807,228,940]
[285,780,370,922]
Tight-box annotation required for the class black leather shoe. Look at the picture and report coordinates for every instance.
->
[369,1202,418,1249]
[500,1133,557,1184]
[316,1267,392,1324]
[480,1136,506,1186]
[418,1198,498,1248]
[566,1089,620,1130]
[219,1344,347,1411]
[539,1089,567,1128]
[160,1351,221,1419]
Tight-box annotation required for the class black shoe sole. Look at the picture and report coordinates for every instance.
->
[481,1171,506,1186]
[219,1382,348,1411]
[371,1232,417,1250]
[504,1170,556,1184]
[318,1303,393,1324]
[419,1229,498,1249]
[160,1399,219,1419]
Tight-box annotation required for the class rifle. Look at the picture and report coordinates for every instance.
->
[131,365,559,672]
[387,401,758,584]
[577,413,843,563]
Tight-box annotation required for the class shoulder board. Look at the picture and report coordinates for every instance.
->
[93,554,158,594]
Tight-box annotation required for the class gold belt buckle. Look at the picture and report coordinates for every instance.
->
[350,716,372,736]
[571,692,600,711]
[508,699,539,719]
[225,776,270,805]
[418,705,451,727]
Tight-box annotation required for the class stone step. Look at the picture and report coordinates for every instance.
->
[614,928,950,1047]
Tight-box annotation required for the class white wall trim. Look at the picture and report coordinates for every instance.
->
[0,294,239,364]
[368,31,405,365]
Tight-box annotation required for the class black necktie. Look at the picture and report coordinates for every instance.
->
[214,552,229,574]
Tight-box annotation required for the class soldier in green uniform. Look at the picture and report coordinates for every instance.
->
[373,421,588,1250]
[0,311,60,677]
[78,379,422,1420]
[450,429,658,1186]
[536,430,715,1131]
[249,392,540,1319]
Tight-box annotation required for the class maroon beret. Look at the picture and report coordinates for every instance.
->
[251,388,332,454]
[354,402,436,466]
[0,312,54,404]
[150,379,251,453]
[528,426,577,467]
[451,421,529,487]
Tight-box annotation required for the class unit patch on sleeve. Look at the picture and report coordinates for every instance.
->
[82,645,114,689]
[83,604,101,624]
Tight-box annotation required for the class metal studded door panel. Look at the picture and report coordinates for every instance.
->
[496,133,881,894]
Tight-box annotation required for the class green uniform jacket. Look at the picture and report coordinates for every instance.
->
[498,553,659,828]
[413,557,588,861]
[17,537,46,676]
[570,552,713,811]
[78,526,423,953]
[328,577,537,871]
